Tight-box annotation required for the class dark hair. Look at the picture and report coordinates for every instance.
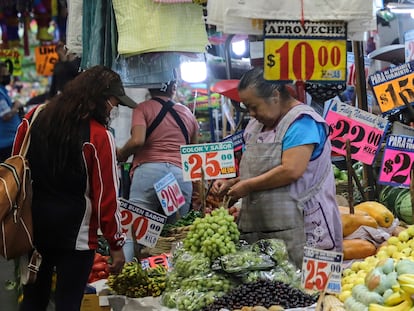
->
[33,65,119,174]
[238,67,292,101]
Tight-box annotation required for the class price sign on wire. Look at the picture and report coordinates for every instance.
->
[119,198,167,248]
[264,20,347,83]
[325,97,389,165]
[154,172,185,216]
[180,142,236,181]
[368,61,414,114]
[378,134,414,188]
[302,247,343,294]
[0,49,22,76]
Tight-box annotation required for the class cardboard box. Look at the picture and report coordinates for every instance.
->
[80,294,110,311]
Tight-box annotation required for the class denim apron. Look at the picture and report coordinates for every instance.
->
[237,105,343,268]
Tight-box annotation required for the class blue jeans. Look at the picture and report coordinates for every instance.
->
[123,162,192,261]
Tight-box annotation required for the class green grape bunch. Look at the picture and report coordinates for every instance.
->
[183,207,240,261]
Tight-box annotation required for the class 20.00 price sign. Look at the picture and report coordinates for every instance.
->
[180,142,236,181]
[119,198,167,248]
[264,20,347,82]
[378,134,414,187]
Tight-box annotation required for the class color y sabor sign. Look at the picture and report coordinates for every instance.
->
[264,20,347,83]
[325,97,389,165]
[181,142,236,181]
[34,45,59,76]
[0,49,22,76]
[119,198,167,248]
[368,61,414,114]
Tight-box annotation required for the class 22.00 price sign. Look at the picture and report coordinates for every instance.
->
[180,142,236,181]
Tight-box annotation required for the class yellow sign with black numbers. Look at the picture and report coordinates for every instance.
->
[368,61,414,113]
[0,49,22,76]
[35,45,59,77]
[264,20,347,83]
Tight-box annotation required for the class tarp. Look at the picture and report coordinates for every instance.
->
[207,0,376,40]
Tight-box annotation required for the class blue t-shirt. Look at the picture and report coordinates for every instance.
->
[0,86,20,148]
[283,114,327,160]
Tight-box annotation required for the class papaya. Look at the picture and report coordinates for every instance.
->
[343,239,377,260]
[354,201,394,228]
[341,213,378,237]
[338,206,369,216]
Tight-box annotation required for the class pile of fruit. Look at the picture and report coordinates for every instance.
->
[340,201,395,261]
[106,260,168,298]
[340,225,414,310]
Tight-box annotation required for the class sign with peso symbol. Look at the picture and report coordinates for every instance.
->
[302,247,343,294]
[180,142,236,181]
[368,61,414,114]
[378,134,414,188]
[154,172,185,216]
[119,198,167,248]
[325,97,389,165]
[264,20,347,83]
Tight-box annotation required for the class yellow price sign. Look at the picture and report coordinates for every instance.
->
[263,20,347,83]
[0,49,22,76]
[369,62,414,113]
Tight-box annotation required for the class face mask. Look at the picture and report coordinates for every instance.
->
[1,75,11,86]
[107,100,119,120]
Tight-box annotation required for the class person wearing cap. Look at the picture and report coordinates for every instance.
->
[12,65,136,311]
[117,79,199,260]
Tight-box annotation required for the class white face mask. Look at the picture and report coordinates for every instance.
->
[107,100,119,120]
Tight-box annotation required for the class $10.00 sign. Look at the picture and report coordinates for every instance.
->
[302,247,343,294]
[379,134,414,187]
[325,98,389,165]
[181,142,236,181]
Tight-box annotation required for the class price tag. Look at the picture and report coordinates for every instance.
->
[0,49,22,76]
[34,45,59,76]
[325,98,389,165]
[181,142,236,181]
[264,20,347,82]
[154,172,185,216]
[368,61,414,113]
[378,134,414,188]
[119,198,167,248]
[302,247,343,294]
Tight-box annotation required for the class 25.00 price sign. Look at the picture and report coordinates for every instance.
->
[180,142,236,181]
[378,134,414,187]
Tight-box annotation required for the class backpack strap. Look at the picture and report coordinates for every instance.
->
[146,97,190,144]
[19,104,46,157]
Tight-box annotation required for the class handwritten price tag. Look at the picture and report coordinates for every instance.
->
[378,134,414,187]
[302,247,343,294]
[0,49,22,76]
[154,172,185,216]
[119,198,167,248]
[368,61,414,113]
[34,45,59,76]
[181,142,236,181]
[264,20,347,82]
[325,98,389,165]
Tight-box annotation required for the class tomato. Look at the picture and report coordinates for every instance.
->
[97,271,109,279]
[94,253,106,263]
[92,262,107,272]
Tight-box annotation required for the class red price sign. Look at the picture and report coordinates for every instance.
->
[302,247,342,293]
[264,20,347,82]
[369,61,414,113]
[119,198,167,248]
[154,173,185,216]
[325,98,389,165]
[181,142,236,181]
[378,134,414,187]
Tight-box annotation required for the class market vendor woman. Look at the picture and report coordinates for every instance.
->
[213,67,342,268]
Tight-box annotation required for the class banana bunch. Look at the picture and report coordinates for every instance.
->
[107,262,168,298]
[398,274,414,295]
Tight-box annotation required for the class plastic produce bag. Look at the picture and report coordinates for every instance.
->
[251,239,289,264]
[216,250,275,273]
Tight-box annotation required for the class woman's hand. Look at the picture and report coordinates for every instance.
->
[212,179,233,197]
[227,179,250,200]
[108,249,125,274]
